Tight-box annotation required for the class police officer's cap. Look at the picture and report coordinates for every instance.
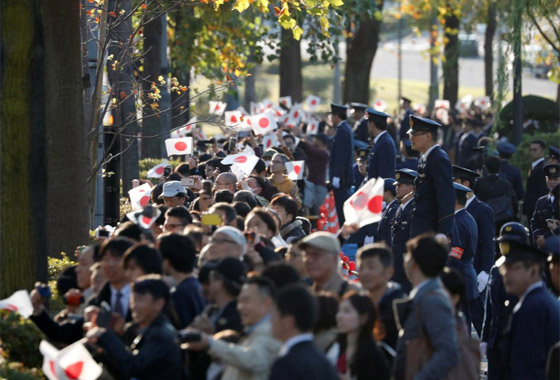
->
[545,236,560,263]
[366,108,390,125]
[548,146,560,160]
[496,222,529,242]
[495,238,548,267]
[313,133,331,146]
[394,169,418,185]
[400,96,412,103]
[452,165,480,183]
[553,183,560,200]
[384,178,396,195]
[407,115,441,135]
[543,164,560,178]
[453,182,472,193]
[353,139,369,150]
[330,103,349,116]
[497,142,516,155]
[357,149,369,161]
[350,102,368,111]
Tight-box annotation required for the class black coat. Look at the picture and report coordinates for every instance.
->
[390,200,414,293]
[530,194,556,241]
[500,159,524,200]
[475,174,517,225]
[87,282,133,322]
[523,159,548,217]
[30,309,85,344]
[377,199,399,247]
[269,340,337,380]
[466,197,496,274]
[367,132,397,180]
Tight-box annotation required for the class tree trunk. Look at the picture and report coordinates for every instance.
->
[0,0,42,296]
[141,13,163,159]
[279,28,302,102]
[42,0,90,259]
[443,12,459,108]
[484,2,497,98]
[244,65,256,112]
[170,9,191,129]
[343,4,384,104]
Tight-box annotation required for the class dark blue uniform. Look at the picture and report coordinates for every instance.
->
[504,284,560,380]
[466,196,496,274]
[396,157,419,171]
[411,146,455,237]
[500,159,524,201]
[345,222,378,247]
[523,159,547,219]
[354,117,369,143]
[530,194,556,241]
[390,199,414,293]
[367,131,396,180]
[457,131,483,167]
[377,199,399,246]
[329,120,354,225]
[353,163,364,190]
[399,108,413,143]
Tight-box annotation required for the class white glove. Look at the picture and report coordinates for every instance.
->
[332,177,340,189]
[480,342,487,357]
[477,271,489,293]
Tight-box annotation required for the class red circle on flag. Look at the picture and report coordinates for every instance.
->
[232,115,238,123]
[266,140,272,148]
[64,361,84,379]
[294,165,301,175]
[175,141,187,151]
[140,196,150,207]
[311,100,317,105]
[294,111,299,118]
[142,216,152,225]
[258,117,269,128]
[351,192,367,210]
[215,104,221,111]
[155,166,164,175]
[367,195,383,214]
[234,156,247,164]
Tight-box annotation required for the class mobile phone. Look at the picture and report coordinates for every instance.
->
[181,177,196,188]
[132,179,140,188]
[164,166,172,177]
[96,301,112,328]
[96,229,110,238]
[238,131,249,138]
[201,214,222,226]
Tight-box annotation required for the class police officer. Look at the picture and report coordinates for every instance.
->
[531,164,560,247]
[545,236,560,298]
[407,115,455,238]
[497,142,525,201]
[390,168,417,293]
[481,222,526,380]
[396,139,419,171]
[366,108,396,180]
[547,146,560,165]
[448,182,479,333]
[398,97,413,143]
[351,103,369,144]
[499,237,560,380]
[523,139,548,220]
[353,149,368,190]
[456,117,484,167]
[377,178,399,246]
[329,103,354,225]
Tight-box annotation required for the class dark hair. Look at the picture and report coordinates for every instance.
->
[90,242,102,262]
[57,266,78,296]
[210,203,238,224]
[484,156,501,174]
[369,118,387,130]
[249,176,279,201]
[262,262,301,289]
[530,139,546,150]
[151,183,165,205]
[184,225,204,251]
[406,234,448,277]
[233,190,257,209]
[165,206,193,226]
[236,216,245,231]
[358,243,393,268]
[275,285,317,332]
[333,110,347,121]
[440,267,466,309]
[159,234,197,273]
[498,150,513,160]
[313,292,339,333]
[246,276,276,300]
[133,274,169,303]
[456,190,467,206]
[155,205,169,227]
[270,194,298,221]
[296,216,311,235]
[429,130,438,142]
[247,208,278,235]
[123,244,162,275]
[114,222,143,242]
[232,201,252,218]
[175,163,191,176]
[214,189,234,204]
[98,238,134,260]
[254,159,266,175]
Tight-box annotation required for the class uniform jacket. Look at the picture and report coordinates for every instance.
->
[448,209,479,300]
[505,284,560,380]
[500,159,524,200]
[329,121,355,187]
[399,109,413,142]
[269,340,338,380]
[391,200,414,293]
[393,278,459,380]
[96,314,183,380]
[523,159,548,217]
[466,196,496,274]
[354,117,369,143]
[367,131,397,180]
[377,199,399,247]
[410,146,455,237]
[530,194,556,240]
[208,317,281,380]
[396,157,419,171]
[457,131,482,167]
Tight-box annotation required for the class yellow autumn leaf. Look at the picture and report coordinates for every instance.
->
[158,75,165,84]
[320,16,330,37]
[293,25,303,41]
[233,0,251,13]
[329,0,343,6]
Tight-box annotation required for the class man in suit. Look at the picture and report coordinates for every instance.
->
[87,275,184,380]
[396,139,419,171]
[393,234,459,380]
[351,102,369,144]
[499,237,560,380]
[329,103,354,225]
[457,117,484,167]
[366,108,396,180]
[523,139,548,220]
[498,142,524,201]
[407,115,455,238]
[531,164,560,248]
[377,178,399,246]
[269,284,337,380]
[398,96,413,144]
[390,169,417,293]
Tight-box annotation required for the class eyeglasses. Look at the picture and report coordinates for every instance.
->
[208,237,237,245]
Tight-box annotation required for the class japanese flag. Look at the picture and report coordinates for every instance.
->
[221,152,255,166]
[147,160,169,178]
[127,208,161,229]
[343,177,384,228]
[307,118,319,136]
[285,161,304,180]
[272,106,287,121]
[194,128,208,141]
[261,99,274,110]
[279,96,292,109]
[305,95,321,111]
[434,99,450,110]
[128,183,153,211]
[455,94,473,112]
[170,116,197,138]
[232,155,260,175]
[474,96,491,111]
[40,340,102,380]
[0,290,33,318]
[250,102,261,115]
[286,106,302,128]
[262,133,279,150]
[251,111,277,136]
[165,137,193,156]
[373,99,387,112]
[225,111,243,127]
[209,101,226,115]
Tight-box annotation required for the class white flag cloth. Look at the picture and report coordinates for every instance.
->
[224,111,243,127]
[262,133,280,150]
[434,99,450,110]
[474,96,491,111]
[455,94,473,112]
[250,102,261,115]
[285,161,304,180]
[343,177,384,228]
[307,118,320,135]
[165,137,193,156]
[261,99,274,110]
[40,340,103,380]
[221,152,254,166]
[209,101,226,115]
[285,105,302,128]
[251,111,277,136]
[279,96,292,109]
[373,99,387,112]
[170,116,197,138]
[0,290,33,318]
[126,208,161,229]
[146,160,169,178]
[232,155,260,175]
[305,95,321,111]
[128,183,153,211]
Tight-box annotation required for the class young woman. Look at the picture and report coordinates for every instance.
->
[336,292,390,380]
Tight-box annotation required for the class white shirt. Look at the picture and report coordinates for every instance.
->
[409,279,430,299]
[420,144,440,163]
[455,207,464,215]
[374,130,387,144]
[465,195,476,209]
[278,333,314,357]
[513,281,544,313]
[532,157,545,170]
[399,197,413,212]
[110,283,131,317]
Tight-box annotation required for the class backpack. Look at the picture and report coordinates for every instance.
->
[486,193,514,223]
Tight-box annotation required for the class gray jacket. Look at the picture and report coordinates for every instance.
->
[392,277,459,380]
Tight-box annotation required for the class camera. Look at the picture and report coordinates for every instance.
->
[96,229,110,238]
[179,330,202,342]
[181,177,196,188]
[96,301,113,328]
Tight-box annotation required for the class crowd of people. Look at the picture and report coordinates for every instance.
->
[23,97,560,380]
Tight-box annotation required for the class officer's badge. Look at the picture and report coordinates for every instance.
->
[396,172,401,180]
[551,167,557,174]
[505,226,512,232]
[419,173,426,178]
[501,242,510,255]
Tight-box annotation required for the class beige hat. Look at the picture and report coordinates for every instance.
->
[299,231,340,254]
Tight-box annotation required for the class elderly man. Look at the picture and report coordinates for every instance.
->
[300,232,359,297]
[213,172,237,194]
[204,226,247,262]
[159,181,188,207]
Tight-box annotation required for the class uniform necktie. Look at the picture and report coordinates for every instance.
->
[114,291,124,317]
